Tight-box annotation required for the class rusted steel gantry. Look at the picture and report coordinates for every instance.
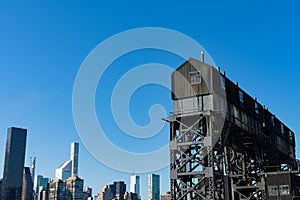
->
[169,56,300,200]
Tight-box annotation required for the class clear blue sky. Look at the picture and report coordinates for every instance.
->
[0,1,300,199]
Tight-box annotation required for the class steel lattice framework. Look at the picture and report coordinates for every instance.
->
[170,113,224,200]
[168,57,299,200]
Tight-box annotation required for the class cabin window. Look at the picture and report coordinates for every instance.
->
[254,102,259,114]
[221,76,226,89]
[189,71,201,85]
[271,115,275,127]
[281,124,284,134]
[239,90,244,103]
[279,185,289,195]
[268,185,278,196]
[289,131,293,141]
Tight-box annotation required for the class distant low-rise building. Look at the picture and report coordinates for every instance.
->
[83,187,93,200]
[97,185,110,200]
[124,192,138,200]
[161,192,171,200]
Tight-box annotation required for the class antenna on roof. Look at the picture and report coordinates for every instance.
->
[201,51,205,63]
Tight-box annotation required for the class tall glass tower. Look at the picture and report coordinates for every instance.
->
[36,175,49,200]
[130,175,140,197]
[109,181,126,200]
[55,142,79,180]
[1,127,27,200]
[70,142,79,177]
[148,174,160,200]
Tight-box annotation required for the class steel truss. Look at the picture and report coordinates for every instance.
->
[224,146,266,200]
[170,112,272,200]
[170,112,224,200]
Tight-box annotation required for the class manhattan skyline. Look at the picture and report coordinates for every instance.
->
[0,1,300,199]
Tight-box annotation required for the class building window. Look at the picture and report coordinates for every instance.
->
[221,76,225,89]
[268,185,278,196]
[189,71,201,85]
[281,124,284,134]
[279,185,290,195]
[254,102,259,114]
[239,90,244,103]
[271,115,275,127]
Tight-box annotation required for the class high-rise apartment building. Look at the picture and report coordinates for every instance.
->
[130,175,140,197]
[55,161,72,180]
[48,179,65,200]
[0,178,3,200]
[36,175,49,200]
[148,174,160,200]
[55,142,79,180]
[21,167,33,200]
[48,176,83,200]
[109,181,126,200]
[70,142,79,177]
[1,127,27,200]
[65,176,84,200]
[30,157,36,187]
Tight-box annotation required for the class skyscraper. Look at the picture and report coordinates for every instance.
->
[97,185,110,200]
[148,174,160,200]
[48,179,65,200]
[55,160,72,180]
[21,167,33,200]
[65,176,84,200]
[30,157,36,187]
[36,175,49,200]
[1,127,27,200]
[48,176,84,200]
[109,181,126,200]
[55,142,79,180]
[130,175,140,197]
[0,178,3,200]
[70,142,79,177]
